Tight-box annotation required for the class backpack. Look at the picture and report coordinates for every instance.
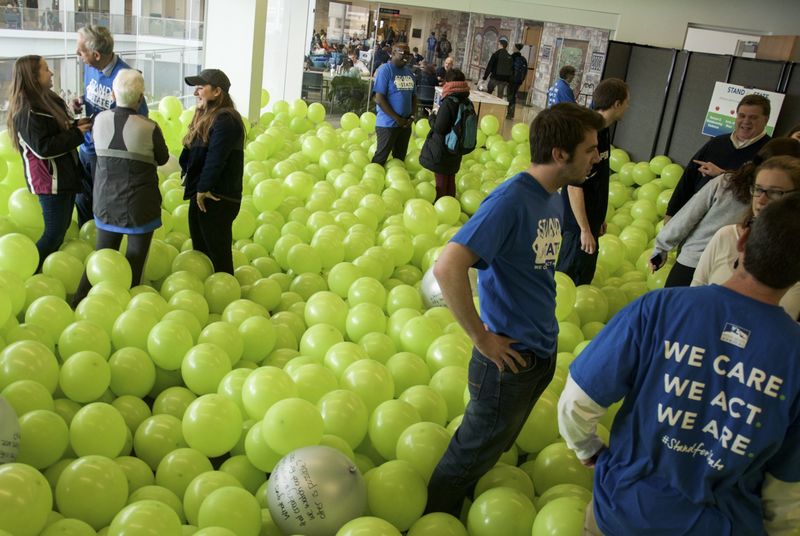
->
[512,54,528,85]
[495,49,513,77]
[444,97,478,155]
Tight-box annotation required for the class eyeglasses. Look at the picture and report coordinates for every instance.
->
[750,185,796,201]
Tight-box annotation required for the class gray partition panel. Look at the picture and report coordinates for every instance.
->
[775,66,800,136]
[603,41,631,80]
[664,52,730,166]
[610,46,675,162]
[729,57,784,93]
[654,51,689,157]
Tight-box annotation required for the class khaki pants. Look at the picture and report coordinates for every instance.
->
[584,499,605,536]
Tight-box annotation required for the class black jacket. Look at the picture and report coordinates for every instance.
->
[180,110,244,201]
[14,102,85,195]
[484,48,512,82]
[419,93,470,175]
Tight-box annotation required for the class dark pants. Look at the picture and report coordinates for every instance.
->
[426,347,556,517]
[434,173,456,201]
[73,228,154,304]
[555,230,599,286]
[188,197,240,275]
[487,79,508,99]
[506,83,520,118]
[372,126,412,166]
[664,260,696,288]
[76,150,96,228]
[37,193,75,271]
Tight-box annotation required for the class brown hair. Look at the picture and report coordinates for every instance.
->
[744,192,800,289]
[725,137,800,204]
[592,78,629,111]
[737,94,770,117]
[183,88,242,146]
[738,154,800,226]
[559,65,576,79]
[529,102,605,165]
[6,55,72,150]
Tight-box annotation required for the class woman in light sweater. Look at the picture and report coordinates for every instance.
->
[692,155,800,319]
[650,138,800,287]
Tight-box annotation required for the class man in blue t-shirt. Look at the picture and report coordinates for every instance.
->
[426,32,438,64]
[559,194,800,535]
[425,103,604,517]
[547,65,577,108]
[73,25,149,227]
[372,44,416,167]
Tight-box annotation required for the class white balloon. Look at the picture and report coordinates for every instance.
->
[0,396,20,464]
[267,445,366,536]
[420,267,478,309]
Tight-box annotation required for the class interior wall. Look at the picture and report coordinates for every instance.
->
[684,27,761,55]
[379,0,799,49]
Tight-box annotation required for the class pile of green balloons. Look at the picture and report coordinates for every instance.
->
[0,91,680,536]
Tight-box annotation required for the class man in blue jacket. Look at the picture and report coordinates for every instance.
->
[547,65,577,108]
[73,24,149,227]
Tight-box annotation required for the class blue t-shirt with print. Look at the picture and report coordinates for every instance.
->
[451,172,562,356]
[570,285,800,536]
[373,62,415,128]
[547,78,576,108]
[82,56,149,156]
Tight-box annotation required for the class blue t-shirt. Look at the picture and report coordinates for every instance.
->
[373,62,415,128]
[82,56,149,156]
[570,285,800,536]
[427,36,437,51]
[547,78,576,108]
[451,173,562,355]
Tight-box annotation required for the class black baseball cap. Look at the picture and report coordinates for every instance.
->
[185,69,231,93]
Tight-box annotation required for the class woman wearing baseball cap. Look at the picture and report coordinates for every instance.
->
[180,68,245,274]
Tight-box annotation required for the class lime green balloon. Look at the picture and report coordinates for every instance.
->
[42,251,84,295]
[337,516,402,536]
[261,397,323,454]
[133,414,188,470]
[112,308,158,351]
[307,102,326,124]
[467,486,536,536]
[367,460,427,531]
[182,394,243,457]
[429,366,467,421]
[109,347,157,398]
[510,123,529,143]
[475,463,534,501]
[59,351,111,403]
[70,402,128,457]
[74,294,123,335]
[152,386,196,420]
[403,199,437,236]
[368,399,421,460]
[114,456,155,494]
[304,291,348,333]
[198,322,243,365]
[630,199,658,222]
[479,115,500,136]
[197,486,262,536]
[573,285,609,325]
[172,251,214,281]
[240,366,297,419]
[535,483,591,511]
[597,234,626,274]
[24,274,67,307]
[108,499,183,536]
[395,421,450,482]
[155,447,213,500]
[15,409,69,469]
[0,463,53,536]
[8,188,43,230]
[407,512,467,536]
[287,363,338,404]
[183,471,243,526]
[608,148,630,172]
[660,163,683,189]
[0,340,61,395]
[159,96,183,121]
[146,320,194,370]
[40,518,95,536]
[340,360,394,414]
[237,316,276,363]
[400,316,443,360]
[193,528,236,536]
[203,273,241,314]
[58,320,111,360]
[340,112,360,131]
[531,496,586,536]
[359,112,377,133]
[2,378,53,416]
[86,248,133,288]
[181,343,232,396]
[24,295,74,342]
[531,442,593,494]
[385,352,430,396]
[56,455,129,530]
[515,389,558,454]
[631,162,656,186]
[317,389,368,449]
[345,302,387,343]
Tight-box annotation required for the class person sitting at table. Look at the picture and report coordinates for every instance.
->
[436,56,454,85]
[416,61,439,89]
[411,47,424,66]
[348,51,370,75]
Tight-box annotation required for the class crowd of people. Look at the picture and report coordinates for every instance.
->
[6,24,244,300]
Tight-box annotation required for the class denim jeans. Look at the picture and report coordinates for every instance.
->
[37,193,76,271]
[426,346,556,516]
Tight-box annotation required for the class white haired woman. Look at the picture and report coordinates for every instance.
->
[73,69,169,304]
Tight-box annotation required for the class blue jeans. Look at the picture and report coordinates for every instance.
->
[76,150,96,228]
[37,193,75,270]
[426,347,556,516]
[426,49,435,64]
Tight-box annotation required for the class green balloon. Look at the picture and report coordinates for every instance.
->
[70,402,128,458]
[317,389,368,449]
[59,351,111,403]
[0,463,52,536]
[261,397,323,455]
[56,455,129,530]
[0,233,38,278]
[531,442,594,495]
[336,516,402,536]
[340,360,394,414]
[1,379,53,416]
[367,460,427,531]
[15,410,67,469]
[108,499,182,536]
[182,394,243,457]
[394,421,450,482]
[531,496,587,536]
[467,486,536,536]
[240,366,297,420]
[147,320,194,370]
[474,464,534,500]
[181,343,232,396]
[197,486,261,536]
[86,248,133,288]
[133,414,187,470]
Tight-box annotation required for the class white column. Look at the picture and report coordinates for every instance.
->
[262,0,315,105]
[203,0,267,121]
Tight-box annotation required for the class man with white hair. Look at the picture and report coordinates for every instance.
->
[73,24,149,227]
[72,69,168,305]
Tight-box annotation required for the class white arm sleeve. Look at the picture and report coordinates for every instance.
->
[557,374,608,461]
[762,472,800,535]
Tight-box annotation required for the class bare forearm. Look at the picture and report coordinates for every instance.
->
[567,187,591,232]
[375,94,401,122]
[434,260,484,343]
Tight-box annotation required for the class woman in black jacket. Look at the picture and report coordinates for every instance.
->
[180,69,244,275]
[420,69,471,200]
[7,55,91,269]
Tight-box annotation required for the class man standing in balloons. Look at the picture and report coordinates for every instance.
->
[425,103,604,516]
[372,44,417,167]
[73,25,149,227]
[559,194,800,534]
[557,78,630,285]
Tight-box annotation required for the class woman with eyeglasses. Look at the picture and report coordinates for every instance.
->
[692,155,800,318]
[650,138,800,287]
